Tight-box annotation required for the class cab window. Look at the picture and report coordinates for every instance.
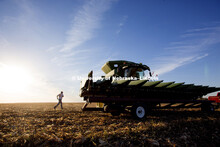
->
[124,68,130,77]
[137,70,145,79]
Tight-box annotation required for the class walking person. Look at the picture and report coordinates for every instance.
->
[54,91,64,109]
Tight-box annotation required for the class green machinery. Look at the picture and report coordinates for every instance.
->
[80,60,220,119]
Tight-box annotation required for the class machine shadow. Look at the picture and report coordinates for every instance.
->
[117,109,220,121]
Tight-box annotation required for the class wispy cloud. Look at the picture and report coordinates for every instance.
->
[153,25,220,75]
[155,54,209,75]
[47,0,116,69]
[3,0,36,27]
[60,0,115,52]
[116,15,128,34]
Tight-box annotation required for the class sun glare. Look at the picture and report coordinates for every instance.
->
[0,65,33,93]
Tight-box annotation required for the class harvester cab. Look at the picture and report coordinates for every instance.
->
[80,61,152,96]
[101,60,152,80]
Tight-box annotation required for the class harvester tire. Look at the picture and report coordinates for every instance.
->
[132,104,147,119]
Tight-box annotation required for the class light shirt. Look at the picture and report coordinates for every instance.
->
[58,93,64,100]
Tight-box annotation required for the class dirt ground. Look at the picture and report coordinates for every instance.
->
[0,103,219,146]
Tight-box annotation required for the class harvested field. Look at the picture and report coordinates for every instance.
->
[0,103,219,146]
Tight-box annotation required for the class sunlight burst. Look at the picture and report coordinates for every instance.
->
[0,64,33,93]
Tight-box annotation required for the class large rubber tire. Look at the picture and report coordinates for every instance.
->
[104,104,122,116]
[132,104,146,119]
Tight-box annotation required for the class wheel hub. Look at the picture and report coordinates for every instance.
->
[136,106,145,118]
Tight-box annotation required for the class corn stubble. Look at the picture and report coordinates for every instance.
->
[0,103,219,146]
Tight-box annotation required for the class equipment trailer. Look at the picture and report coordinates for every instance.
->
[80,60,220,119]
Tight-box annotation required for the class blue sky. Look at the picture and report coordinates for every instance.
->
[0,0,220,103]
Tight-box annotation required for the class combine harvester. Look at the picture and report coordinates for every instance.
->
[80,60,220,119]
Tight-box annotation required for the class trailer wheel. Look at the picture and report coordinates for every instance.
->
[132,104,146,119]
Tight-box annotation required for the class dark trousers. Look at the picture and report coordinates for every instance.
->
[54,99,63,109]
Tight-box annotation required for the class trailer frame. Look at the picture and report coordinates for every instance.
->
[82,96,217,119]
